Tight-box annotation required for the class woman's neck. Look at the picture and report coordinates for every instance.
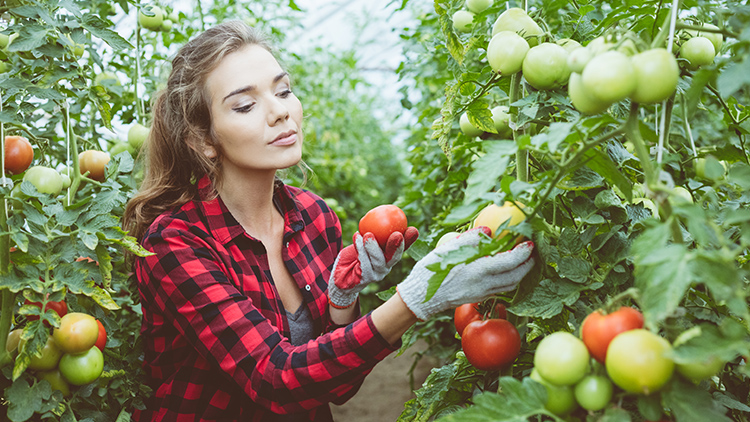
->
[216,169,280,239]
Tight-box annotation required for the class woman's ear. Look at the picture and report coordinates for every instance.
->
[202,144,217,159]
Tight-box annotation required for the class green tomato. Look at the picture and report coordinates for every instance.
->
[616,38,639,56]
[534,332,590,386]
[487,31,530,76]
[0,61,8,73]
[574,375,613,411]
[22,336,63,371]
[556,38,581,53]
[23,166,63,195]
[568,72,610,115]
[530,369,579,416]
[673,329,725,382]
[694,156,726,181]
[58,346,104,386]
[490,106,511,138]
[586,36,614,55]
[452,10,475,33]
[40,369,71,397]
[0,32,9,49]
[567,47,593,74]
[436,231,461,248]
[466,0,492,14]
[669,186,693,204]
[94,71,120,87]
[109,141,135,157]
[160,18,173,32]
[168,9,180,23]
[606,329,675,394]
[633,197,659,218]
[138,5,164,31]
[459,113,484,138]
[679,37,715,70]
[128,123,150,149]
[581,50,636,104]
[686,23,722,54]
[491,8,543,46]
[630,48,680,104]
[522,42,571,90]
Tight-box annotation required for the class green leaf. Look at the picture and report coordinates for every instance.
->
[439,377,553,421]
[599,407,632,422]
[439,12,465,65]
[5,377,47,421]
[510,278,600,319]
[467,102,496,134]
[556,257,592,283]
[717,56,750,98]
[557,166,604,191]
[7,25,48,53]
[81,15,133,50]
[530,122,573,153]
[662,378,732,422]
[670,320,750,365]
[464,141,517,203]
[583,148,632,201]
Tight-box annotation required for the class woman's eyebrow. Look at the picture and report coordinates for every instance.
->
[222,71,289,103]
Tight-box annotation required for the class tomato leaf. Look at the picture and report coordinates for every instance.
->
[463,141,517,204]
[510,278,601,319]
[662,378,732,422]
[438,377,554,421]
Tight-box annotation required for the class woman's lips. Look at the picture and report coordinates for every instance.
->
[271,131,297,146]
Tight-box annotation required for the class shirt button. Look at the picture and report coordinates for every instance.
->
[285,242,290,248]
[305,285,311,291]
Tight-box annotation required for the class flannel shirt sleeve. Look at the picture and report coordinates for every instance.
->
[137,224,398,414]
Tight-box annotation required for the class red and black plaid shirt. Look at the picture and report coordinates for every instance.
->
[132,177,397,422]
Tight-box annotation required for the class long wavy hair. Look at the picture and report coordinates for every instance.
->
[122,21,276,242]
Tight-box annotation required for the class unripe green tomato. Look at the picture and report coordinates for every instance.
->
[0,33,9,49]
[6,329,22,356]
[606,329,675,394]
[0,61,8,73]
[630,48,680,104]
[168,10,180,23]
[452,10,475,33]
[40,369,72,397]
[616,38,638,56]
[23,336,63,371]
[490,105,512,138]
[459,113,484,138]
[679,37,715,70]
[128,123,150,149]
[94,71,120,87]
[556,38,581,53]
[534,332,590,386]
[530,369,579,416]
[58,346,104,386]
[466,0,492,14]
[633,197,659,218]
[491,8,543,46]
[586,36,614,55]
[110,141,135,156]
[436,231,461,248]
[686,23,722,54]
[694,156,726,181]
[23,166,64,195]
[160,18,173,32]
[567,47,593,74]
[487,31,530,75]
[522,42,571,90]
[669,186,693,204]
[568,72,610,115]
[581,50,636,103]
[574,375,613,411]
[138,6,164,31]
[60,173,71,189]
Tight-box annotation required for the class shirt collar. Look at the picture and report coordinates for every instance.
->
[196,175,305,244]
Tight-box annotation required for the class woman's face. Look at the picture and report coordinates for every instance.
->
[205,44,303,174]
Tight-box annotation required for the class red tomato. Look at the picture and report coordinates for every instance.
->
[358,204,408,249]
[95,319,107,351]
[454,302,507,336]
[461,318,520,371]
[581,306,644,363]
[24,295,68,323]
[4,135,34,174]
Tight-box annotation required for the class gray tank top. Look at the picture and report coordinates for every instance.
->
[286,304,315,346]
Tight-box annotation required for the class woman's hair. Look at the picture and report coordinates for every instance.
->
[122,20,274,241]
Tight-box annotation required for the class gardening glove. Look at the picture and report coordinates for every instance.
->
[397,227,535,321]
[328,228,419,308]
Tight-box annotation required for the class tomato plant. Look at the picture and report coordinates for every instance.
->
[606,329,675,394]
[3,135,33,174]
[358,204,408,249]
[52,312,99,354]
[24,295,68,323]
[581,306,644,363]
[534,332,590,386]
[461,318,520,371]
[58,346,104,386]
[78,149,110,181]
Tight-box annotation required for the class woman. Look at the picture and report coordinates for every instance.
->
[122,20,535,422]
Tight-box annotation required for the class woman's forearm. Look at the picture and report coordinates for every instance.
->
[370,291,418,345]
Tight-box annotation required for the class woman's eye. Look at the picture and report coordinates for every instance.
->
[233,103,254,113]
[278,89,292,98]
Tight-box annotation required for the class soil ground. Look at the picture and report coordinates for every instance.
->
[330,340,437,422]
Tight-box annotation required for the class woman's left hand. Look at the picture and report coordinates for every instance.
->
[327,228,419,308]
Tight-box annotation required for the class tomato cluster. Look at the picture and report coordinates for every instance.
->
[454,301,521,371]
[6,305,107,397]
[138,4,180,32]
[524,307,728,416]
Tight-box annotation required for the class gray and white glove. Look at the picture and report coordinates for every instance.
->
[397,227,535,320]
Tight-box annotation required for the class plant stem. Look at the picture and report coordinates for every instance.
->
[0,194,13,369]
[625,103,657,190]
[509,73,527,182]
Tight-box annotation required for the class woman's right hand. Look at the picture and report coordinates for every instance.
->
[396,227,535,321]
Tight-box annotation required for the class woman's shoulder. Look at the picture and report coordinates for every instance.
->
[143,199,206,240]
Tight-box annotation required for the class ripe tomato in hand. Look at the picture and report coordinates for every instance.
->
[454,302,507,336]
[4,135,34,174]
[358,204,408,249]
[581,306,644,363]
[462,318,520,371]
